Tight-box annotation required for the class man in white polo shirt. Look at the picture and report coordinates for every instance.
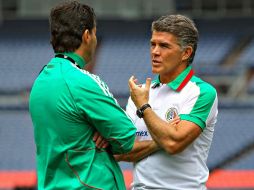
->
[115,14,218,190]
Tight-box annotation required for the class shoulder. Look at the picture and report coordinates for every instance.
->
[79,69,105,86]
[190,76,217,100]
[81,70,112,97]
[64,65,112,97]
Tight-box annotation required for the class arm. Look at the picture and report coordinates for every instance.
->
[114,140,159,162]
[142,109,201,154]
[128,76,202,154]
[75,75,136,154]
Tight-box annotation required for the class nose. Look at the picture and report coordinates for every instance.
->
[151,45,160,55]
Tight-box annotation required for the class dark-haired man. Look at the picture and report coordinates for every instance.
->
[29,1,136,189]
[116,14,218,190]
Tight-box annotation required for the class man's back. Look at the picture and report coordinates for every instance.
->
[30,54,136,189]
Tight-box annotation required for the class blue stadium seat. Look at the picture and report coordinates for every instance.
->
[207,108,254,169]
[94,36,153,95]
[0,111,36,170]
[224,149,254,170]
[236,38,254,67]
[194,33,238,76]
[0,38,53,92]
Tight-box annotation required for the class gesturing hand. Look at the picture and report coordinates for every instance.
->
[128,76,151,108]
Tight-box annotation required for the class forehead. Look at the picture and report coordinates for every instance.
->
[151,31,178,43]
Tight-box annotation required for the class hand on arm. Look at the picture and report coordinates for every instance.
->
[93,131,109,149]
[78,79,136,154]
[128,76,202,154]
[114,140,160,163]
[142,109,201,154]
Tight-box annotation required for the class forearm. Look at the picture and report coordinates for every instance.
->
[114,140,159,162]
[142,108,182,153]
[142,108,201,154]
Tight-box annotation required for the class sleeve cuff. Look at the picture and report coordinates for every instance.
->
[180,114,206,130]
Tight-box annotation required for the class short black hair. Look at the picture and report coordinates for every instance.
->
[49,0,96,53]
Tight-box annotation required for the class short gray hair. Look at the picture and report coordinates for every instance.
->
[152,14,199,65]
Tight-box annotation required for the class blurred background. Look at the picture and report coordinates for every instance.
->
[0,0,254,189]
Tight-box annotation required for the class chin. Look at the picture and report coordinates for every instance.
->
[152,68,160,74]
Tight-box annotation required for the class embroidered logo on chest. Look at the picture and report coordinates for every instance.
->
[165,107,178,121]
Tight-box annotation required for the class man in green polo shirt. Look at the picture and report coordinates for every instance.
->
[29,1,136,189]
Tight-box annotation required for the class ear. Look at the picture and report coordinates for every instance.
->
[182,46,193,62]
[82,29,90,44]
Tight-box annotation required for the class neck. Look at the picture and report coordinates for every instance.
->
[75,46,90,67]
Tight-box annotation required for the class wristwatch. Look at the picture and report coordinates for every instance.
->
[136,103,151,118]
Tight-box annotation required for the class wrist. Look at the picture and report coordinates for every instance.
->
[136,103,151,118]
[136,102,148,109]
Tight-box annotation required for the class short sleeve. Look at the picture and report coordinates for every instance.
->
[180,84,217,130]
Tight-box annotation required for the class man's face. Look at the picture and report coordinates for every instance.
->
[150,31,187,82]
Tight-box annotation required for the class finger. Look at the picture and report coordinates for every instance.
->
[174,116,180,121]
[128,76,137,89]
[114,155,121,161]
[95,135,103,147]
[175,118,181,124]
[145,78,152,90]
[171,118,180,125]
[128,76,133,90]
[175,116,181,123]
[169,116,180,123]
[128,76,134,84]
[97,139,107,148]
[102,141,109,148]
[93,131,99,141]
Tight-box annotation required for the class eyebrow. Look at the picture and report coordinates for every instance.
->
[150,40,171,47]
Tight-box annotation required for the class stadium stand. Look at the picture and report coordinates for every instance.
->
[247,76,254,94]
[0,20,52,93]
[194,32,239,76]
[226,150,254,170]
[94,36,151,95]
[0,110,35,170]
[94,20,152,95]
[207,108,254,170]
[236,38,254,67]
[0,38,52,92]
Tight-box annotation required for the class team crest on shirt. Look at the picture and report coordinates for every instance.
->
[165,107,178,121]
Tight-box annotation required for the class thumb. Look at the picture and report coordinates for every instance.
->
[145,78,151,90]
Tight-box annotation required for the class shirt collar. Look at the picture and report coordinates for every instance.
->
[152,66,194,92]
[55,52,86,69]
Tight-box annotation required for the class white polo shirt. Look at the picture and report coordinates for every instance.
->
[126,66,218,190]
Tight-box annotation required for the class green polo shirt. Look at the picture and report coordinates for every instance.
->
[29,52,136,190]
